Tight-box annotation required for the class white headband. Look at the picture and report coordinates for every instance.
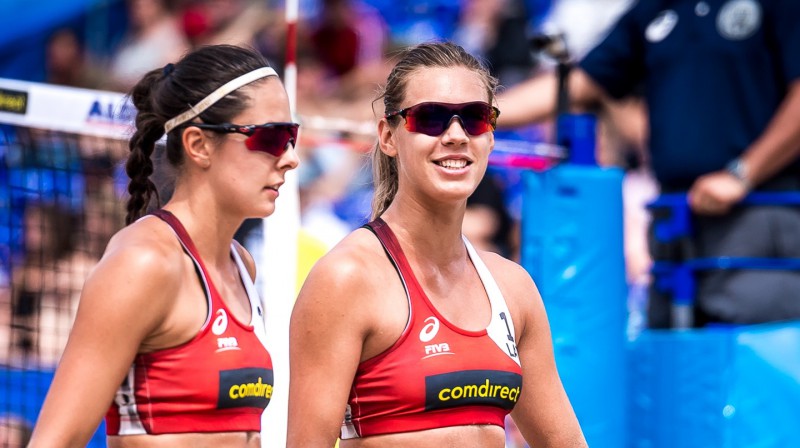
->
[164,67,278,133]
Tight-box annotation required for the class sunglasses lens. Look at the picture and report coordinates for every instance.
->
[245,124,299,156]
[405,103,449,136]
[459,103,496,135]
[404,102,496,136]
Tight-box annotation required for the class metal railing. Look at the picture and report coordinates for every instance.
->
[649,192,800,328]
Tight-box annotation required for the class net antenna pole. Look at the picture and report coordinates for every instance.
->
[260,0,299,445]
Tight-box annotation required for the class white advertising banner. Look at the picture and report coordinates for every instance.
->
[0,78,133,140]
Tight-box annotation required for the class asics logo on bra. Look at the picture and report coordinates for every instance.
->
[212,309,228,335]
[419,316,440,342]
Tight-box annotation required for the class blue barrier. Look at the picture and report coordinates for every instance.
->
[629,322,800,448]
[520,162,800,447]
[0,367,106,447]
[650,192,800,243]
[648,192,800,328]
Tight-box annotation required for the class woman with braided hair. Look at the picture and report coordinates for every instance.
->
[29,44,299,447]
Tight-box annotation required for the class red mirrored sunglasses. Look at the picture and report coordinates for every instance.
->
[194,122,299,157]
[385,101,500,137]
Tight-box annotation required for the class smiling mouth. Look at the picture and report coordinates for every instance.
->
[435,159,470,169]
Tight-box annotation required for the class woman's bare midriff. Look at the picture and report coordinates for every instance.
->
[108,431,261,448]
[340,424,506,448]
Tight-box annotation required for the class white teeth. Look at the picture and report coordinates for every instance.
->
[437,159,467,169]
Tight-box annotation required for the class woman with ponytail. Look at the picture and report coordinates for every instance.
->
[288,42,586,448]
[30,44,299,447]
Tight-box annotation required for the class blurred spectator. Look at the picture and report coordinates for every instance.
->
[538,0,635,61]
[108,0,189,90]
[8,202,93,365]
[300,0,390,102]
[298,128,376,236]
[0,414,32,448]
[374,0,462,45]
[181,0,269,48]
[517,0,647,166]
[45,28,104,89]
[251,4,293,74]
[298,141,360,248]
[453,0,536,85]
[463,174,516,259]
[310,0,361,77]
[0,283,10,363]
[622,164,658,286]
[308,0,387,78]
[498,0,800,327]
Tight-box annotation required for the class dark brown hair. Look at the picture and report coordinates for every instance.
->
[125,44,270,224]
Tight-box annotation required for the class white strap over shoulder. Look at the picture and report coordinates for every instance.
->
[462,236,521,366]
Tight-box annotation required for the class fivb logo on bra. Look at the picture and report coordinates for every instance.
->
[420,316,453,359]
[212,309,240,352]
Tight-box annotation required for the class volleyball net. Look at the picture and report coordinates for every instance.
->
[0,79,130,444]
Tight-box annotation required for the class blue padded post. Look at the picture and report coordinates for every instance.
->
[520,164,627,447]
[556,113,597,166]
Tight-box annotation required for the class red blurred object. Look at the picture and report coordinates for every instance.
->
[181,6,210,40]
[311,25,359,76]
[489,141,566,172]
[489,153,555,171]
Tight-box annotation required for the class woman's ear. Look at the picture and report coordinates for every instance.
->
[378,118,398,158]
[182,125,212,169]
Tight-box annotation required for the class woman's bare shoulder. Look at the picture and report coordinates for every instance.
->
[293,227,397,328]
[104,216,181,260]
[305,227,392,290]
[88,217,186,310]
[478,250,537,293]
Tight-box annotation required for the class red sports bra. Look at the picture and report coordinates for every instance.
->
[105,210,273,435]
[341,219,523,439]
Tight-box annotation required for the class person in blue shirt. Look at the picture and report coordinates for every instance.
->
[498,0,800,327]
